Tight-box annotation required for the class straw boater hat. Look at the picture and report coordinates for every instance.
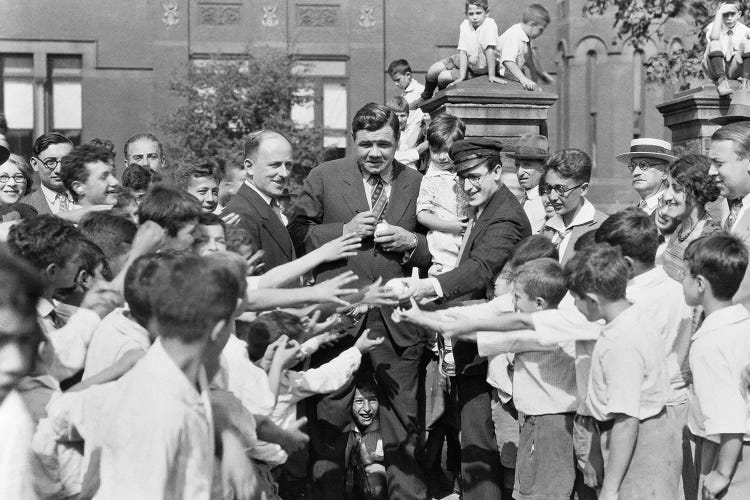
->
[507,134,548,160]
[711,89,750,125]
[615,138,679,164]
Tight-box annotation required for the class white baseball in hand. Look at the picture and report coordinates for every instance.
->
[384,278,409,297]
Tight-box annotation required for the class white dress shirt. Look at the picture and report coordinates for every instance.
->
[705,22,750,61]
[523,188,547,234]
[40,184,75,215]
[82,308,151,380]
[361,168,393,212]
[723,192,750,232]
[688,305,750,443]
[639,188,664,216]
[496,23,530,77]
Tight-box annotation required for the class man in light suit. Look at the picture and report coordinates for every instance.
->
[224,130,295,270]
[22,133,74,215]
[404,138,532,500]
[289,103,432,500]
[708,121,750,309]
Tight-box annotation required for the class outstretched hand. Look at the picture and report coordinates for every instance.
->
[311,271,360,306]
[354,329,385,353]
[317,233,361,262]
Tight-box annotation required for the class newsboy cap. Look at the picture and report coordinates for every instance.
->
[449,138,504,173]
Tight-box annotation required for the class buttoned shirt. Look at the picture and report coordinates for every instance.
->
[82,308,151,380]
[705,22,750,61]
[457,17,499,73]
[688,305,750,443]
[586,304,670,421]
[37,299,101,381]
[97,339,215,499]
[40,184,75,215]
[496,23,530,77]
[626,266,693,406]
[544,199,597,261]
[245,180,287,226]
[523,188,546,234]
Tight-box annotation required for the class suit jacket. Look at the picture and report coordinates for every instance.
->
[434,185,532,375]
[731,209,750,310]
[288,157,432,347]
[21,189,52,215]
[224,183,295,271]
[542,209,608,264]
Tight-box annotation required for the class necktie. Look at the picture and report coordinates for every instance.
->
[370,175,388,221]
[56,192,70,212]
[725,198,743,232]
[270,198,286,226]
[726,29,734,60]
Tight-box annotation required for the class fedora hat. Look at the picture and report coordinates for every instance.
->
[711,89,750,125]
[508,134,548,160]
[615,138,678,164]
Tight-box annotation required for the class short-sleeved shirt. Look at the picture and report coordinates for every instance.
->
[495,23,530,77]
[704,22,750,61]
[82,308,150,380]
[586,304,670,421]
[417,164,470,273]
[457,17,499,73]
[688,305,750,442]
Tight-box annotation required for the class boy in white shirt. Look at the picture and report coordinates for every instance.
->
[683,234,750,500]
[495,4,554,91]
[419,0,502,102]
[385,96,426,171]
[702,1,750,95]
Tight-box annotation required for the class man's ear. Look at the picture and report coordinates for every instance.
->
[45,262,58,281]
[584,291,601,307]
[76,268,92,290]
[622,256,637,279]
[210,318,228,342]
[30,157,41,173]
[71,180,85,200]
[580,182,590,197]
[491,162,503,182]
[695,274,709,295]
[243,158,254,176]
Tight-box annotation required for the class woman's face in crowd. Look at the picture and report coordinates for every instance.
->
[660,175,692,220]
[0,162,27,205]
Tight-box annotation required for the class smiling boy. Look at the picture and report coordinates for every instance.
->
[60,144,120,208]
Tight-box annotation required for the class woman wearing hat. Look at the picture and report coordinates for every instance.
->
[616,138,679,216]
[660,154,722,281]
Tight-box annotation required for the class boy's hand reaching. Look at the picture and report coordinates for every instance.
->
[354,329,385,353]
[310,270,359,306]
[278,417,310,454]
[317,233,362,262]
[245,250,265,276]
[80,282,123,319]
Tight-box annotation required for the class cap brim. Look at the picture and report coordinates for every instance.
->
[615,152,678,164]
[455,156,494,174]
[507,152,547,160]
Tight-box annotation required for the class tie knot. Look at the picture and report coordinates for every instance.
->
[370,174,383,185]
[728,29,734,35]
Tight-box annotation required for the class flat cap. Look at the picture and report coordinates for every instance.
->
[449,138,504,173]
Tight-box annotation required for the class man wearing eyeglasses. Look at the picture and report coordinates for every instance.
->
[615,138,679,217]
[23,132,75,215]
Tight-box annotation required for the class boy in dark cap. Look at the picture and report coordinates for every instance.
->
[402,136,531,499]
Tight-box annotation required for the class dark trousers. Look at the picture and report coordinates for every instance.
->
[309,309,428,500]
[456,374,504,500]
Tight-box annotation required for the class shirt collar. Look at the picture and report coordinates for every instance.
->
[146,339,211,405]
[362,166,394,184]
[245,180,275,206]
[403,79,420,95]
[692,304,750,341]
[36,298,55,318]
[425,163,455,177]
[514,23,530,42]
[545,198,596,233]
[525,187,540,200]
[601,303,639,338]
[40,184,70,204]
[627,265,667,291]
[643,189,664,212]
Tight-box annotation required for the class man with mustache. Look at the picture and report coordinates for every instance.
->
[23,133,75,215]
[510,133,549,233]
[224,130,295,271]
[616,138,678,217]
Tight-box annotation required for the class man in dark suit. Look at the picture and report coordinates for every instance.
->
[223,130,295,270]
[407,138,531,500]
[288,103,432,500]
[23,133,75,215]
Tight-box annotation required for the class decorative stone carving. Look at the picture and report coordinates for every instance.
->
[162,1,180,27]
[358,6,375,28]
[199,3,241,25]
[296,4,339,27]
[262,4,280,27]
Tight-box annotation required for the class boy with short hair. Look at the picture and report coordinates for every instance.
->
[175,159,223,213]
[59,143,121,208]
[384,96,426,171]
[420,0,502,102]
[495,3,554,91]
[194,213,228,255]
[702,1,750,95]
[541,149,607,263]
[565,244,677,500]
[683,234,750,499]
[96,254,240,498]
[78,212,137,276]
[121,163,156,204]
[509,134,549,233]
[137,184,202,251]
[387,59,424,107]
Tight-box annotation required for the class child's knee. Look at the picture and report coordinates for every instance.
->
[437,71,455,85]
[707,40,724,56]
[427,62,446,78]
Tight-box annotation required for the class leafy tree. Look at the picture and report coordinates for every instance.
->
[157,49,327,192]
[583,1,742,86]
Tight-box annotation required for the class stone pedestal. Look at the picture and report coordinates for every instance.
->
[420,78,558,147]
[656,83,732,155]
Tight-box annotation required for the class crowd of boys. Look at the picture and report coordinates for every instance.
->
[2,1,750,500]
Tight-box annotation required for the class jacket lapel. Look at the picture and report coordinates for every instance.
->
[239,184,293,258]
[732,209,750,243]
[341,162,370,216]
[383,162,413,224]
[459,187,509,264]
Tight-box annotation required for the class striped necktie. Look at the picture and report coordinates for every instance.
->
[56,192,70,212]
[725,198,743,232]
[370,175,388,221]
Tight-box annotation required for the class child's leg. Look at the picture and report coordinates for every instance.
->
[422,55,458,100]
[706,40,728,82]
[437,70,459,89]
